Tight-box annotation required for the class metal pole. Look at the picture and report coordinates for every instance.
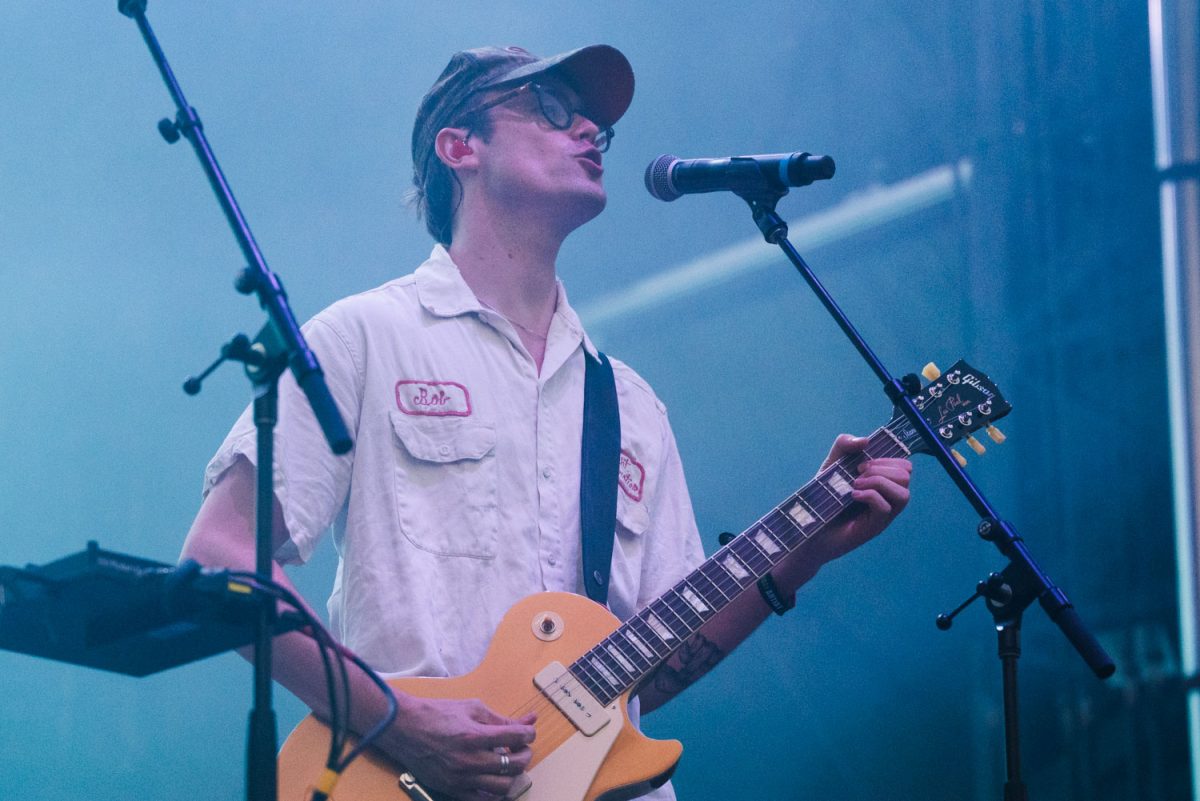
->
[1149,0,1200,797]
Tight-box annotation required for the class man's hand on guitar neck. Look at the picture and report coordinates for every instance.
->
[638,434,911,714]
[800,433,913,571]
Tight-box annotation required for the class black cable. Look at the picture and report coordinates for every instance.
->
[229,573,398,775]
[228,573,346,769]
[326,643,398,770]
[230,575,346,758]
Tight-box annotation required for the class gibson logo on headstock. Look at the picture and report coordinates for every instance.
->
[894,359,1011,454]
[961,373,995,399]
[917,371,996,417]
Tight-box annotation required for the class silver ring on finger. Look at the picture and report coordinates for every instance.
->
[497,748,510,773]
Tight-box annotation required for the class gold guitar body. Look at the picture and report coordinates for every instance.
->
[278,592,682,801]
[278,358,1014,800]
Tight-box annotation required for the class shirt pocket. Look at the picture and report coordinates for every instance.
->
[616,491,650,537]
[608,490,651,620]
[390,410,499,559]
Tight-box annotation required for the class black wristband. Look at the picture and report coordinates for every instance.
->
[757,573,796,616]
[717,531,795,616]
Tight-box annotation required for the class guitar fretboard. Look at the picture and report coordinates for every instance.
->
[568,421,911,706]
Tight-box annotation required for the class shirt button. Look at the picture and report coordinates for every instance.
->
[542,466,553,479]
[548,556,558,567]
[438,444,451,457]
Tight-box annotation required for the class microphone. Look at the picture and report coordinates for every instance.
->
[644,152,836,202]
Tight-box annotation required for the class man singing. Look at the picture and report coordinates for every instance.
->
[183,43,912,801]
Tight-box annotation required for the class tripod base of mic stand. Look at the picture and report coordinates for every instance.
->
[248,706,278,801]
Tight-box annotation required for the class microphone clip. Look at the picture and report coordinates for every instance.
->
[741,190,790,245]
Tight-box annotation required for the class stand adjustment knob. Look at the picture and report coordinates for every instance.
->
[157,117,180,144]
[235,266,259,295]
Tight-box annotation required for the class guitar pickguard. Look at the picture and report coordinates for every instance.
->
[525,700,623,801]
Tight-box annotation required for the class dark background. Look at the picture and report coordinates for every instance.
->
[0,2,1184,799]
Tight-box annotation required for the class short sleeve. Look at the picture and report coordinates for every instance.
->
[201,315,363,564]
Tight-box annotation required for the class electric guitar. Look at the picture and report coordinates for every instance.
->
[277,360,1011,801]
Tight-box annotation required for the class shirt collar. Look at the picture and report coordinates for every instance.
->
[415,244,600,362]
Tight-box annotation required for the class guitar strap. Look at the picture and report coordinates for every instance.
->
[580,350,620,606]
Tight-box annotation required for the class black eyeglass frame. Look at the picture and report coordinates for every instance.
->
[456,81,614,153]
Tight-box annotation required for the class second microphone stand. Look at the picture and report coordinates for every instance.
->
[736,186,1114,801]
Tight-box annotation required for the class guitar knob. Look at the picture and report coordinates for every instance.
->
[951,448,967,467]
[986,425,1006,443]
[532,611,564,641]
[966,435,986,455]
[922,363,941,381]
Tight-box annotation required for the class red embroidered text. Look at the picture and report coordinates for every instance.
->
[395,380,471,417]
[618,449,645,502]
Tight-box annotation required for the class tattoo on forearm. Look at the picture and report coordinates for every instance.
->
[650,634,726,697]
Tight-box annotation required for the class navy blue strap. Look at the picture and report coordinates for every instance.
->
[580,351,620,605]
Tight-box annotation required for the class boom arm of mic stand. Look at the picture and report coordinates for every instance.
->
[118,6,353,800]
[742,192,1114,680]
[119,1,352,456]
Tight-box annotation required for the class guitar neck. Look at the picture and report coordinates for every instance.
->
[567,421,912,705]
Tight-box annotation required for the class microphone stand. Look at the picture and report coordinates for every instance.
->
[736,185,1115,800]
[117,3,354,800]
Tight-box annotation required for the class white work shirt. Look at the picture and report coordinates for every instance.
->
[204,246,704,800]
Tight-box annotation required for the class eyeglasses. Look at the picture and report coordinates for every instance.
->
[459,82,614,153]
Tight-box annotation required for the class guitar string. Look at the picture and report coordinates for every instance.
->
[525,441,902,711]
[310,428,926,776]
[495,428,913,747]
[505,675,602,750]
[498,633,669,747]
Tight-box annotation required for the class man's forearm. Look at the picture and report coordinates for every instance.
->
[635,558,820,714]
[181,459,397,744]
[637,442,912,713]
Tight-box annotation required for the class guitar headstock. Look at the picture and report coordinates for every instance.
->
[888,359,1012,464]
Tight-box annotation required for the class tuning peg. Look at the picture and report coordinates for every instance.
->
[986,425,1006,444]
[922,363,941,381]
[951,448,967,467]
[966,435,986,455]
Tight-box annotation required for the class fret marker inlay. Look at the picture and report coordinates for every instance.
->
[681,585,709,613]
[606,645,635,673]
[590,657,619,687]
[754,527,782,555]
[827,471,853,496]
[786,500,818,528]
[646,613,675,641]
[721,554,750,581]
[626,631,654,659]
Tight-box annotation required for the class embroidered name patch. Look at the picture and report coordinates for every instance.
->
[618,449,645,502]
[395,380,471,417]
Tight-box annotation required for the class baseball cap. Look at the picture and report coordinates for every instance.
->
[412,44,634,184]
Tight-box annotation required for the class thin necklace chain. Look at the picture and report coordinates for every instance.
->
[478,298,549,340]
